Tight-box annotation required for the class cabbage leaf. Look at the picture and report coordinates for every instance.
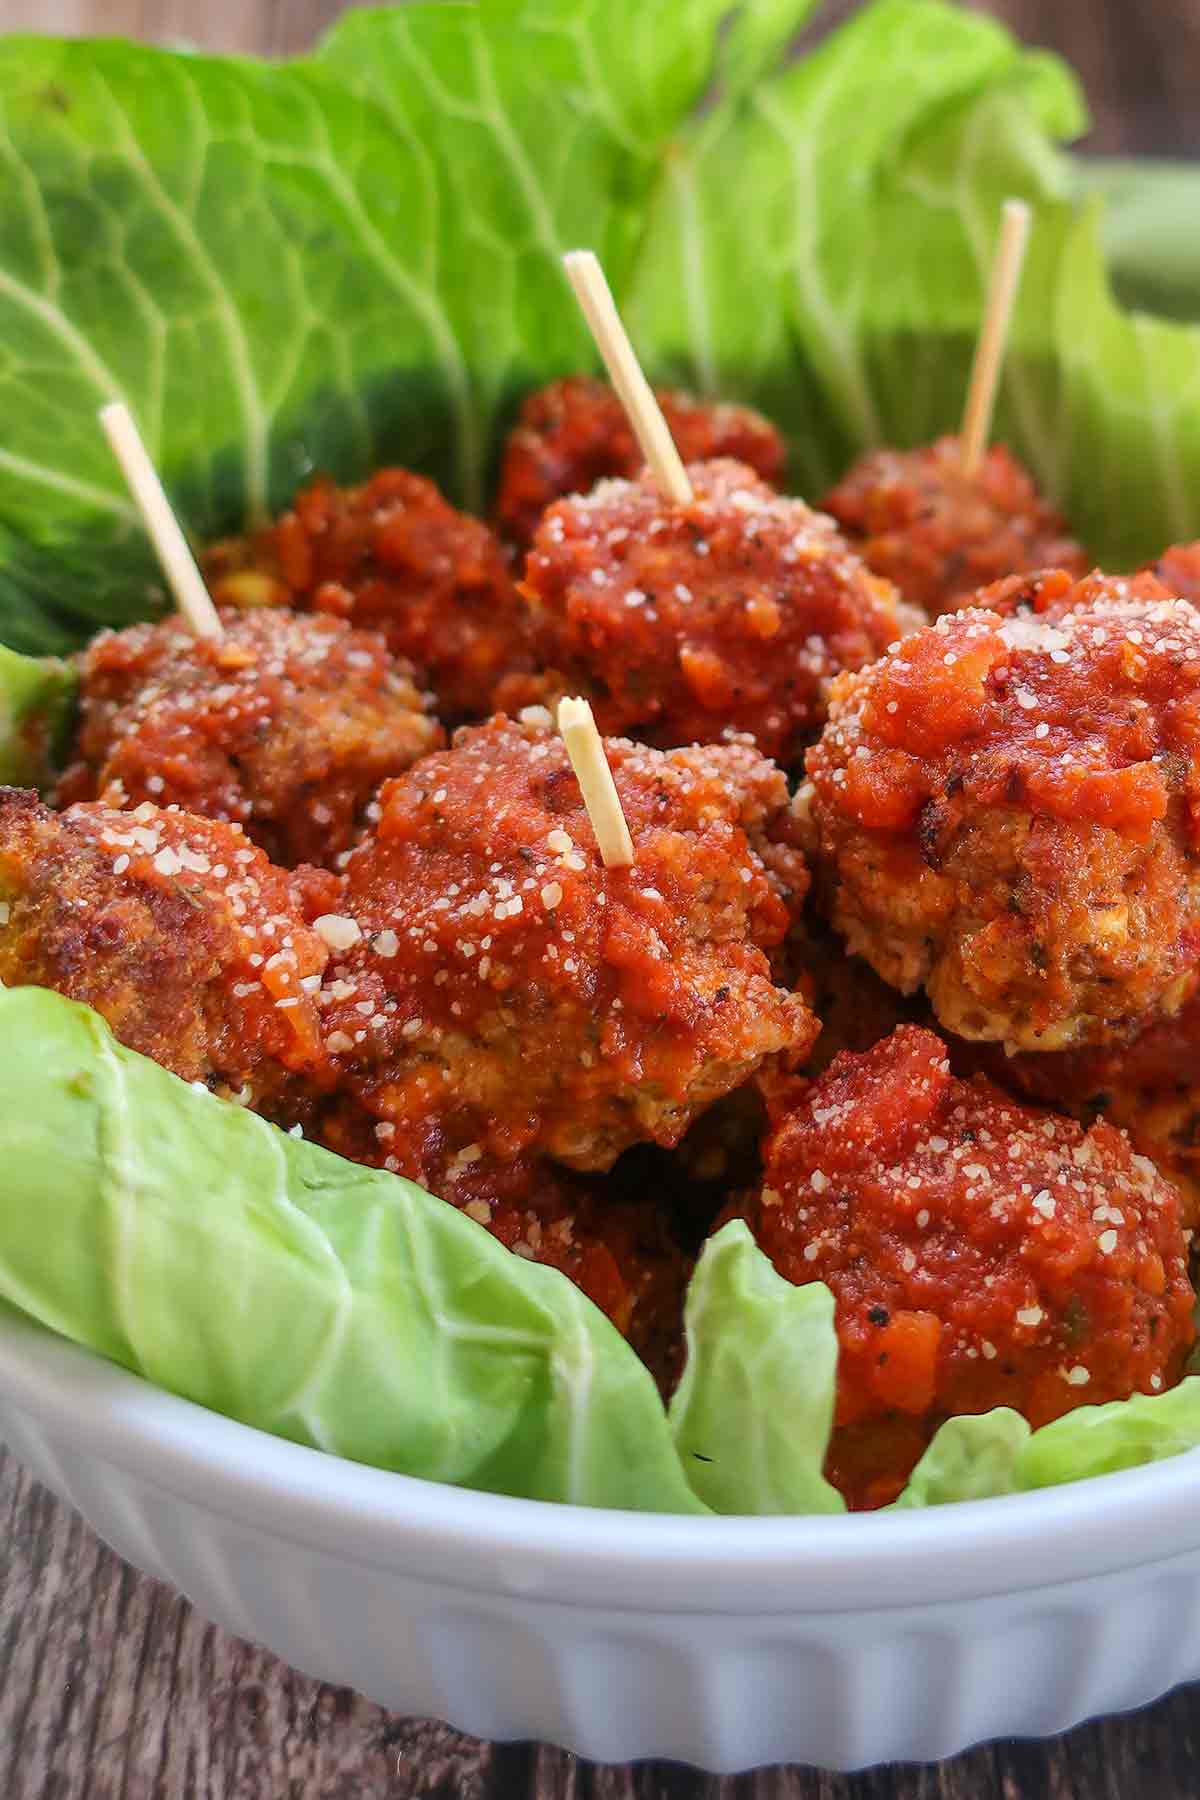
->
[0,984,704,1513]
[0,642,75,788]
[1,0,1200,653]
[669,1221,844,1515]
[1078,158,1200,324]
[893,1383,1200,1507]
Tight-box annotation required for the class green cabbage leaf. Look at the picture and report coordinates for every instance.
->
[893,1383,1200,1507]
[669,1221,844,1515]
[1,0,1200,652]
[1077,158,1200,324]
[0,983,704,1513]
[0,643,75,787]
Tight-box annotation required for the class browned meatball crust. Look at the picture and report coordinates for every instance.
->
[56,607,442,869]
[0,792,336,1112]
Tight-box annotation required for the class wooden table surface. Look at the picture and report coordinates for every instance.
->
[1,3,1199,1796]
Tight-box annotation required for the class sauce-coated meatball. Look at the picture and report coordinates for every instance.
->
[731,1026,1196,1508]
[56,608,442,869]
[806,571,1200,1052]
[494,375,786,550]
[509,459,913,765]
[822,436,1086,617]
[207,470,527,721]
[310,714,816,1179]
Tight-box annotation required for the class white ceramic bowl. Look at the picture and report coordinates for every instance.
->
[2,1304,1200,1772]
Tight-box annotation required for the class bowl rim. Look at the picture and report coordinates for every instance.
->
[3,1304,1200,1615]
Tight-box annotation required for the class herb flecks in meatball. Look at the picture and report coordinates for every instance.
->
[731,1026,1195,1509]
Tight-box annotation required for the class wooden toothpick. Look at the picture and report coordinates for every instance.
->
[562,249,693,506]
[99,403,223,641]
[557,696,635,869]
[959,199,1032,480]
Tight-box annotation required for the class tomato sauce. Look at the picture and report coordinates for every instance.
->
[207,469,527,720]
[822,435,1086,617]
[494,375,786,549]
[735,1027,1195,1508]
[511,458,912,766]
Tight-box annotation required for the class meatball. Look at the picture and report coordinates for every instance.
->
[1104,1088,1200,1235]
[955,989,1200,1232]
[805,572,1200,1053]
[731,1026,1195,1509]
[822,436,1086,617]
[507,458,913,765]
[995,1072,1200,1238]
[310,713,816,1182]
[493,375,787,550]
[960,984,1200,1117]
[1147,540,1200,608]
[205,469,527,720]
[0,791,335,1113]
[54,608,443,869]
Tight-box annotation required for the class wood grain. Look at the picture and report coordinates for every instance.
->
[0,2,1198,1795]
